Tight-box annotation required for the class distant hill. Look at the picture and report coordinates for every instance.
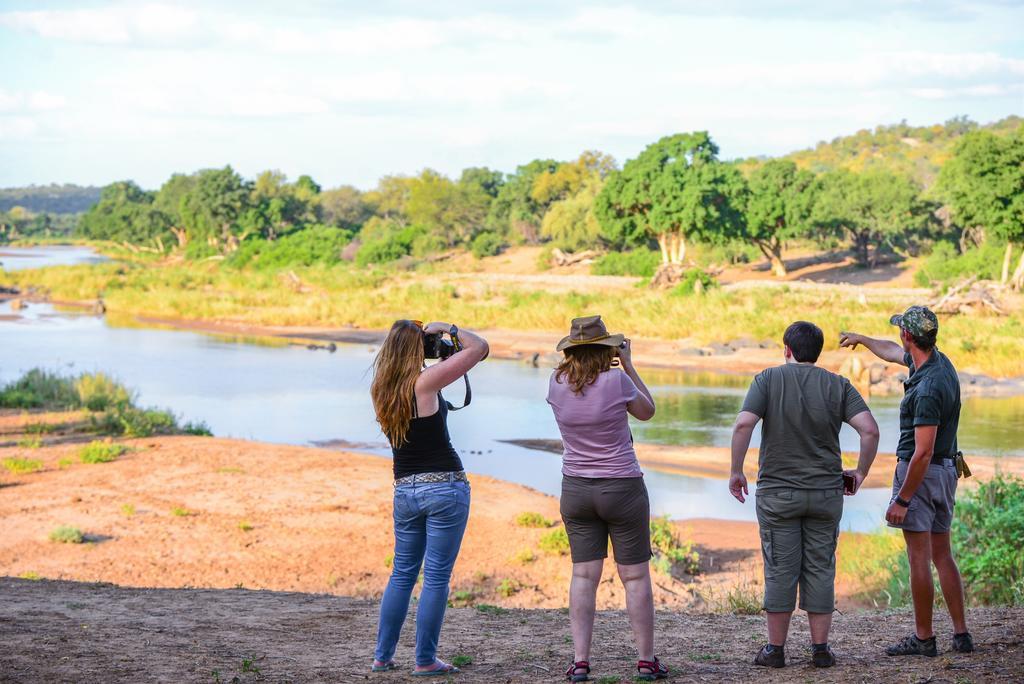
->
[0,184,102,214]
[739,115,1023,189]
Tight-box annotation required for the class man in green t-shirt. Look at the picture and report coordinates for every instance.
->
[840,306,974,657]
[730,321,880,669]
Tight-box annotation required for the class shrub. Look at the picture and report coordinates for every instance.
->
[497,578,521,597]
[17,436,42,449]
[75,373,132,411]
[538,528,570,555]
[451,655,473,668]
[475,604,508,616]
[226,225,353,270]
[669,270,718,297]
[512,548,537,565]
[591,249,660,277]
[92,406,178,437]
[649,517,700,575]
[238,520,254,532]
[914,240,1006,288]
[49,525,84,544]
[953,474,1024,605]
[837,529,910,607]
[449,590,475,607]
[470,231,504,259]
[515,512,554,528]
[171,507,196,517]
[355,225,426,266]
[120,504,135,517]
[24,422,61,434]
[2,457,43,474]
[0,368,79,409]
[181,420,213,436]
[410,233,447,258]
[79,440,128,464]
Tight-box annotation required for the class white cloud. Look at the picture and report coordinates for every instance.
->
[0,89,67,113]
[0,3,199,45]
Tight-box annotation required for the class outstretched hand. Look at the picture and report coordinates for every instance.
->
[838,331,861,350]
[728,472,749,504]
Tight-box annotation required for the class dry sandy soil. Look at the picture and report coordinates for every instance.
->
[2,578,1022,683]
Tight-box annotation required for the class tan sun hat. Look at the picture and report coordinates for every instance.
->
[556,315,625,352]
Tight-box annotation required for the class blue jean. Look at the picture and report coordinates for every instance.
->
[374,480,470,666]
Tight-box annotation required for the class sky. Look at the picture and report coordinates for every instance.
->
[1,0,1023,190]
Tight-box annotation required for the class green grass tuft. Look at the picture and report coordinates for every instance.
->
[49,525,84,544]
[538,528,570,555]
[2,457,44,474]
[515,511,554,528]
[78,440,128,464]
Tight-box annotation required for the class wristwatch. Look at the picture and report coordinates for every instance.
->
[448,324,459,339]
[894,495,912,508]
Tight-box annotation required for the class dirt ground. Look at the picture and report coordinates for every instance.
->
[2,577,1022,683]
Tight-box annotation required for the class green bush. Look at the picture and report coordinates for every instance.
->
[953,474,1024,605]
[538,528,570,555]
[591,249,660,277]
[669,270,718,297]
[649,516,700,575]
[181,420,213,436]
[75,373,132,411]
[914,240,1007,288]
[515,512,554,528]
[470,231,504,259]
[355,225,426,266]
[410,233,448,258]
[49,525,84,543]
[0,369,79,409]
[497,578,521,597]
[79,440,128,464]
[2,457,44,474]
[226,225,353,270]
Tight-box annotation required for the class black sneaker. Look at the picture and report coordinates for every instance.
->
[886,634,937,657]
[753,644,785,668]
[811,644,836,668]
[952,632,975,653]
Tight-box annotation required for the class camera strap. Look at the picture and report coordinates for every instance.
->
[444,332,471,411]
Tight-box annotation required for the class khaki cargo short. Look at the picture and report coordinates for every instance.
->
[755,487,843,614]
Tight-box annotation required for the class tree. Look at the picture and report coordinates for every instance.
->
[487,159,560,243]
[320,185,373,231]
[540,181,604,252]
[937,128,1024,288]
[811,168,931,267]
[179,166,251,251]
[594,132,746,265]
[154,174,197,248]
[459,167,505,198]
[531,151,616,206]
[77,181,170,246]
[743,160,816,276]
[404,169,490,246]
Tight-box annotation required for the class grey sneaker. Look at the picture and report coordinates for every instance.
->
[753,644,785,668]
[811,645,836,668]
[886,634,937,657]
[952,632,975,653]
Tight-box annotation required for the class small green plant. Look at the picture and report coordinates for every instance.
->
[384,553,393,569]
[24,421,61,434]
[538,528,570,555]
[449,589,475,607]
[120,503,136,517]
[595,676,621,684]
[238,520,254,532]
[16,436,42,449]
[475,604,509,616]
[181,420,213,436]
[79,440,128,464]
[49,525,84,544]
[451,654,473,668]
[512,548,537,565]
[668,269,717,297]
[515,511,554,528]
[240,657,261,675]
[19,571,42,580]
[497,578,521,597]
[216,467,245,474]
[723,581,762,615]
[0,368,79,409]
[171,507,196,517]
[649,517,700,575]
[2,457,44,474]
[75,372,132,412]
[953,474,1024,605]
[591,249,660,277]
[57,457,73,469]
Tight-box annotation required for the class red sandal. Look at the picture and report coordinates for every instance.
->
[565,660,591,682]
[637,656,670,680]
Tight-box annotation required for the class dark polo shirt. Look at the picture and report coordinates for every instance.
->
[897,348,961,461]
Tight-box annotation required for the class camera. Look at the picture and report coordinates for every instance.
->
[423,332,456,360]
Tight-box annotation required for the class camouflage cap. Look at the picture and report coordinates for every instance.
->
[890,305,939,339]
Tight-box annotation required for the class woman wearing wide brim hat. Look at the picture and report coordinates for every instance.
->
[546,315,669,682]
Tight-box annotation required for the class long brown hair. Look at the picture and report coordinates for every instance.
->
[371,319,424,447]
[555,344,617,394]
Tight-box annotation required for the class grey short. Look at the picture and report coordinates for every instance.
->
[560,475,652,565]
[755,487,843,614]
[889,459,958,533]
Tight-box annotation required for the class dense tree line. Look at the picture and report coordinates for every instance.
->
[68,117,1023,285]
[0,184,101,214]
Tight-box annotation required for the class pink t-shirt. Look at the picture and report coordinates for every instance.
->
[546,369,643,479]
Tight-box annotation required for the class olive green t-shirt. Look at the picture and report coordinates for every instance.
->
[741,363,870,491]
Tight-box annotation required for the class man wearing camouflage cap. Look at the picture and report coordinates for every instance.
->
[840,306,974,657]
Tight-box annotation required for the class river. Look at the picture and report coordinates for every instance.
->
[3,246,1022,532]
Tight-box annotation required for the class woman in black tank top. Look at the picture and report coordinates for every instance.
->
[369,319,488,676]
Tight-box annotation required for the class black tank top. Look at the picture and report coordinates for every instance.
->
[392,392,463,479]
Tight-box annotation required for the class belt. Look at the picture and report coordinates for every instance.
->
[394,470,469,487]
[897,456,954,465]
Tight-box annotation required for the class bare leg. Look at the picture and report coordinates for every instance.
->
[930,532,968,634]
[903,530,935,639]
[807,612,833,644]
[617,561,655,661]
[766,611,793,646]
[570,560,604,663]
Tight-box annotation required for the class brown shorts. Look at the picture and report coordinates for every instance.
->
[560,475,652,565]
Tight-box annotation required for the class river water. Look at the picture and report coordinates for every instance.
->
[3,246,1022,532]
